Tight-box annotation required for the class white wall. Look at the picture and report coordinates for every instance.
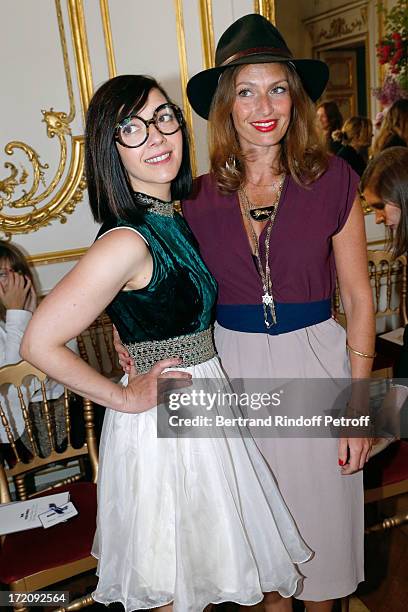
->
[1,0,99,292]
[0,0,258,293]
[1,0,387,294]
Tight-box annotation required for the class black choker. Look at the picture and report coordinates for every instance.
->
[133,192,174,217]
[249,206,275,221]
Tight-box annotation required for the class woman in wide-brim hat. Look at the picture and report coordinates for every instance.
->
[183,13,375,611]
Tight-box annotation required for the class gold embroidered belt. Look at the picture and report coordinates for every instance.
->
[124,327,215,374]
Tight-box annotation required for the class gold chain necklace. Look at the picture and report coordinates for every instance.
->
[246,178,282,188]
[239,175,285,328]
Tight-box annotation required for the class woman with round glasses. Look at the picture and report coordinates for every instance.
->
[114,102,183,148]
[22,74,311,611]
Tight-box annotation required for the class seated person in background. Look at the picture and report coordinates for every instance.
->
[0,241,70,456]
[362,147,408,439]
[332,116,373,176]
[372,99,408,154]
[316,100,343,154]
[0,241,36,365]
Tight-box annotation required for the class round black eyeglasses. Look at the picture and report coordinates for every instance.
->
[114,103,183,148]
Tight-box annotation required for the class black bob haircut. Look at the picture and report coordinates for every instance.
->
[85,75,193,223]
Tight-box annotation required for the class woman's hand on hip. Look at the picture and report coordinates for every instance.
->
[113,325,134,373]
[120,357,192,414]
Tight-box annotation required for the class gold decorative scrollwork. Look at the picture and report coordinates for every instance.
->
[0,0,86,238]
[0,164,28,209]
[0,137,86,234]
[316,9,367,44]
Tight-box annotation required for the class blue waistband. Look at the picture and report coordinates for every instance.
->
[216,299,332,335]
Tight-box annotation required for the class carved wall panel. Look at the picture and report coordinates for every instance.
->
[304,0,368,48]
[302,0,383,118]
[302,0,386,242]
[319,49,358,117]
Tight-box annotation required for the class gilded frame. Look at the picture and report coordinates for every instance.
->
[0,0,88,239]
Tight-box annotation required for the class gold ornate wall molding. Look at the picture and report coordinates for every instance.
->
[304,0,368,48]
[100,0,117,78]
[199,0,215,70]
[174,0,197,176]
[67,0,93,116]
[27,246,87,267]
[254,0,276,23]
[0,0,87,238]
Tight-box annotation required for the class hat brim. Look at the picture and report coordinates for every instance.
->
[187,57,329,120]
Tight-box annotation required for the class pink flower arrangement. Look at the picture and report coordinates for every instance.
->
[374,0,407,104]
[373,74,408,107]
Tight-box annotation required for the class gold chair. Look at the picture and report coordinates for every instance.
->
[340,440,408,612]
[77,312,122,381]
[336,251,408,611]
[368,250,408,377]
[364,440,408,528]
[0,361,98,611]
[368,250,407,325]
[333,248,407,322]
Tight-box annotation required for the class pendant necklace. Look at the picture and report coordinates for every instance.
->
[239,175,285,328]
[249,206,275,221]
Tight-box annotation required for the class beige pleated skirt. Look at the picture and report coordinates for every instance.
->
[214,317,364,602]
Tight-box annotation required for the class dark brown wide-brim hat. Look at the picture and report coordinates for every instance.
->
[187,13,329,119]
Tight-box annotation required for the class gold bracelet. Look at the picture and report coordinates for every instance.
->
[346,342,376,359]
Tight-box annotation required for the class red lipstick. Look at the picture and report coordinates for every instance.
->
[251,120,278,132]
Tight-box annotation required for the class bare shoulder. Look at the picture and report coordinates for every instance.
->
[88,227,150,266]
[47,227,150,296]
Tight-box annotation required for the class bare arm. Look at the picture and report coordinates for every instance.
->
[21,230,190,413]
[333,195,375,378]
[333,195,375,472]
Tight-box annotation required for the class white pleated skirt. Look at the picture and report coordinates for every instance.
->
[92,355,311,612]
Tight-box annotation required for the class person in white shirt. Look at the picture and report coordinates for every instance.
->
[0,241,66,453]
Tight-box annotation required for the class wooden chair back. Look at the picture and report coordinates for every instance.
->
[367,250,408,325]
[333,250,408,332]
[77,312,122,380]
[0,360,98,503]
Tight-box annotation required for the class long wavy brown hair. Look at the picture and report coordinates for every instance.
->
[372,99,408,155]
[208,62,328,194]
[361,147,408,257]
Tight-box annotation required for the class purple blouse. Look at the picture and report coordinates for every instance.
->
[182,157,359,308]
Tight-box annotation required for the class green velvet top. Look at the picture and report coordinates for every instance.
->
[96,197,217,344]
